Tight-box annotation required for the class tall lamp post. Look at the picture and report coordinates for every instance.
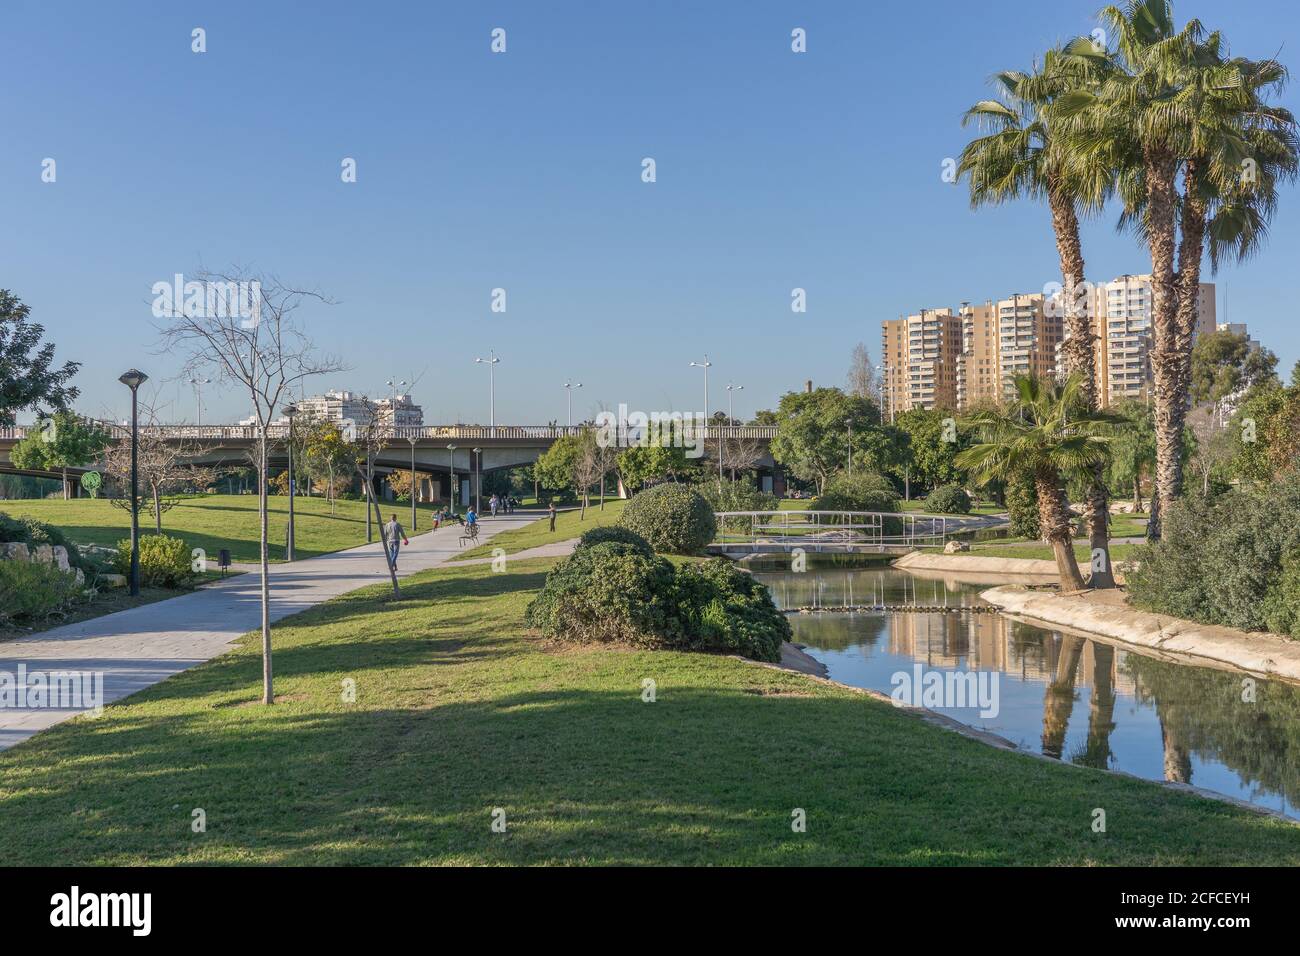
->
[446,444,458,513]
[473,447,482,513]
[118,369,148,596]
[474,353,500,435]
[407,437,418,532]
[563,381,583,428]
[283,404,298,561]
[189,376,210,428]
[725,382,743,481]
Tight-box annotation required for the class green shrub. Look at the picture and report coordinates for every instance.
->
[575,526,653,555]
[925,483,971,515]
[525,546,790,662]
[113,534,195,589]
[619,483,717,554]
[1005,470,1040,540]
[1128,474,1300,634]
[693,478,779,532]
[0,511,87,571]
[0,560,85,624]
[811,472,900,513]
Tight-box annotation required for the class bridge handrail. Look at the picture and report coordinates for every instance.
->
[711,509,949,550]
[0,423,780,442]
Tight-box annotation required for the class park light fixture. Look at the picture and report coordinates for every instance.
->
[474,354,500,432]
[118,369,148,596]
[563,381,583,428]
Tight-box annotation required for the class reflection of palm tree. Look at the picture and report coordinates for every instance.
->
[1076,642,1117,769]
[1041,635,1084,758]
[1160,716,1193,784]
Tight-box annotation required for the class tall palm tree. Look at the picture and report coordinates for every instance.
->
[1058,1,1298,537]
[956,375,1122,590]
[959,49,1119,585]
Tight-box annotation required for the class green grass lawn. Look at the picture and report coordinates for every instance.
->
[0,556,1296,866]
[453,499,627,561]
[0,495,441,563]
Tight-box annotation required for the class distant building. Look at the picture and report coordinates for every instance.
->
[881,308,962,414]
[242,389,424,428]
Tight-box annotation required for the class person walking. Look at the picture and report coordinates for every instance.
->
[548,501,557,533]
[384,513,409,570]
[489,493,499,517]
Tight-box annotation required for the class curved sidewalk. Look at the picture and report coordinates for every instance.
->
[0,513,537,751]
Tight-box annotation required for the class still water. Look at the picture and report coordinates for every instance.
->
[755,566,1300,819]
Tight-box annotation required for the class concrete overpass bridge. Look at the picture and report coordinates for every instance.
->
[0,423,781,503]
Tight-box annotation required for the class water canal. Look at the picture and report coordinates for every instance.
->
[754,565,1300,819]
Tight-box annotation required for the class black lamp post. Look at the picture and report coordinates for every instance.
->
[473,447,482,513]
[407,437,418,532]
[446,444,457,514]
[118,369,148,596]
[282,403,298,561]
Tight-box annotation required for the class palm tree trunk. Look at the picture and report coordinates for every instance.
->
[1048,184,1113,587]
[1145,148,1182,540]
[1041,634,1083,759]
[1035,469,1087,591]
[1132,474,1142,513]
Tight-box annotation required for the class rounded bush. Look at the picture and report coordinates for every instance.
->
[0,560,85,624]
[619,483,717,554]
[525,547,790,662]
[926,484,972,515]
[575,525,653,556]
[114,534,194,589]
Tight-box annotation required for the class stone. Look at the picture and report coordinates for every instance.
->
[52,545,71,571]
[1,542,30,562]
[99,573,128,589]
[944,540,971,554]
[33,544,54,565]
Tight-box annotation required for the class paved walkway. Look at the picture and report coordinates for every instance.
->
[0,512,540,751]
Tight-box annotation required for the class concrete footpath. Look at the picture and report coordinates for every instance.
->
[0,512,539,751]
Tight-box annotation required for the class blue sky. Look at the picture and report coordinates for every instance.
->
[4,0,1297,425]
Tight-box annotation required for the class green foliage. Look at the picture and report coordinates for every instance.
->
[525,544,790,662]
[1191,329,1279,405]
[619,483,716,554]
[1106,398,1156,501]
[1128,473,1300,634]
[1230,382,1300,482]
[0,559,85,624]
[889,408,966,494]
[810,471,900,513]
[535,434,585,492]
[769,387,893,493]
[0,511,87,570]
[0,290,80,428]
[1262,549,1300,640]
[1005,470,1041,540]
[926,483,972,514]
[113,534,195,589]
[9,411,111,481]
[616,442,695,491]
[693,478,779,531]
[575,525,653,555]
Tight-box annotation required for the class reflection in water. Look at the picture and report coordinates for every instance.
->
[755,567,1300,819]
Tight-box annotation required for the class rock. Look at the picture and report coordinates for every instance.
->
[99,573,128,589]
[1,542,30,562]
[32,543,54,565]
[52,545,71,571]
[944,540,971,554]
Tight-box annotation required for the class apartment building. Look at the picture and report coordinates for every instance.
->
[881,308,962,414]
[995,292,1062,401]
[294,389,425,427]
[957,301,999,409]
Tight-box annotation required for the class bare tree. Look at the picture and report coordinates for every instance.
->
[572,431,606,520]
[347,396,401,597]
[846,342,876,399]
[158,268,344,705]
[104,401,221,532]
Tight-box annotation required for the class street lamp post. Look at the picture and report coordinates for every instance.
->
[446,444,457,513]
[563,381,583,428]
[689,355,712,478]
[407,437,418,532]
[118,369,148,596]
[283,403,298,561]
[725,382,743,481]
[474,354,500,435]
[189,376,210,427]
[473,447,482,513]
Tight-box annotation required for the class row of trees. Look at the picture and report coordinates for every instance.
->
[958,0,1298,548]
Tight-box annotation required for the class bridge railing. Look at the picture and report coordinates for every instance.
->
[0,423,779,443]
[712,510,949,551]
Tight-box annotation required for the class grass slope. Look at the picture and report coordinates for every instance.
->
[0,558,1296,865]
[0,495,439,563]
[453,499,627,560]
